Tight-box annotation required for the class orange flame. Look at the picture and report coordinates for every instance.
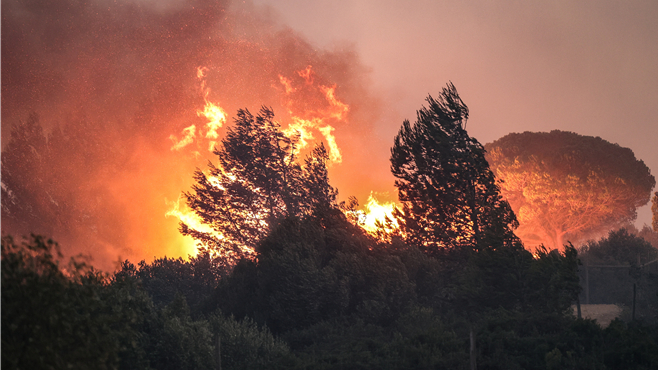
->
[320,85,349,121]
[170,124,197,151]
[278,65,348,164]
[170,67,227,152]
[298,65,314,85]
[360,193,400,235]
[279,75,297,94]
[166,66,379,258]
[164,195,216,257]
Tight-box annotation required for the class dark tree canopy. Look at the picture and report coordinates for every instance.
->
[390,83,518,255]
[182,107,336,261]
[486,130,656,250]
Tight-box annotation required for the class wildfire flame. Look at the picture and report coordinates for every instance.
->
[166,66,397,256]
[170,67,227,152]
[360,193,400,235]
[278,65,348,163]
[164,195,218,257]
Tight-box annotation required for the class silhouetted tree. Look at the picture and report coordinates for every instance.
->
[181,107,336,261]
[486,130,656,250]
[390,83,518,255]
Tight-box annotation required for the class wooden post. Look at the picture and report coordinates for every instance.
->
[585,263,590,305]
[218,336,222,370]
[576,295,582,319]
[470,325,477,370]
[632,283,637,322]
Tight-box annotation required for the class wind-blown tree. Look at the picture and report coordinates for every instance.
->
[182,107,336,261]
[390,83,519,255]
[485,131,656,250]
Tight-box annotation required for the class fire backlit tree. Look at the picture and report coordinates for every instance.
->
[181,107,336,261]
[486,130,656,250]
[390,83,519,255]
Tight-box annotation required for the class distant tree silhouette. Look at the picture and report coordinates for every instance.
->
[181,107,336,261]
[1,115,52,235]
[390,83,518,255]
[486,131,655,250]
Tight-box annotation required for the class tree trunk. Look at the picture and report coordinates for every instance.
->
[555,231,564,251]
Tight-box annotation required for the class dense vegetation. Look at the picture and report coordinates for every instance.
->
[4,227,658,369]
[3,85,657,369]
[578,229,658,322]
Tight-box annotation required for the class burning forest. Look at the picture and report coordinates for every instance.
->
[1,0,398,270]
[3,1,658,369]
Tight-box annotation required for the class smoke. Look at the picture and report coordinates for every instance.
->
[1,0,387,270]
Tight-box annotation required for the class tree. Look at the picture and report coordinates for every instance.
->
[390,83,518,255]
[486,130,656,250]
[1,115,52,235]
[182,107,336,261]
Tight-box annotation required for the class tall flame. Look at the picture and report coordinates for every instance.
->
[170,67,227,152]
[278,65,348,163]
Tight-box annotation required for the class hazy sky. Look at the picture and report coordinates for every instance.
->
[251,0,658,226]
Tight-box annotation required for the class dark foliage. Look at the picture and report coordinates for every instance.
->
[579,229,658,322]
[216,210,417,333]
[390,83,518,255]
[115,251,230,317]
[2,235,142,369]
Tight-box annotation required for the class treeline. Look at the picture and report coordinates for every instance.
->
[3,224,658,369]
[3,84,658,369]
[578,228,658,321]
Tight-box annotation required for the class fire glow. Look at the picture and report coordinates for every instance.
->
[279,66,348,163]
[170,67,228,154]
[361,193,399,235]
[165,66,399,256]
[1,0,393,271]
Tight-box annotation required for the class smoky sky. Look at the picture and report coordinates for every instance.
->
[1,0,385,269]
[253,0,658,226]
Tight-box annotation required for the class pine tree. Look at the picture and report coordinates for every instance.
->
[390,83,518,255]
[182,107,336,261]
